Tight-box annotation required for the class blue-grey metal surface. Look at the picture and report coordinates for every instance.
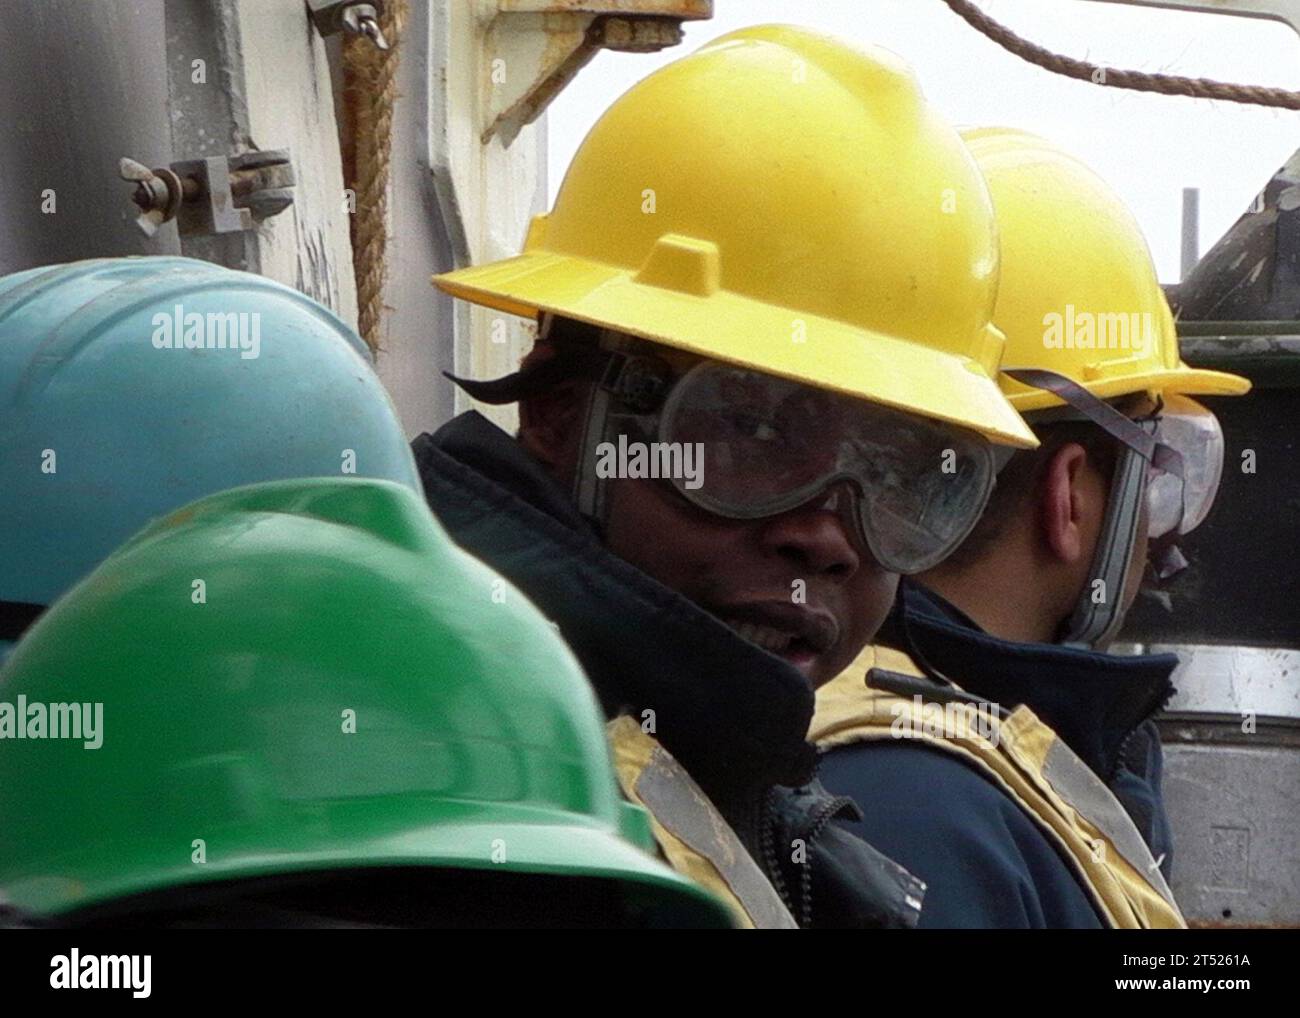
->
[0,0,177,273]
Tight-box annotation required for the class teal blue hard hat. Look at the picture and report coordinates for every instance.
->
[0,256,420,654]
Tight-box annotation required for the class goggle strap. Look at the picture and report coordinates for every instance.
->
[1150,441,1184,479]
[596,350,675,414]
[573,332,667,526]
[1004,368,1184,479]
[574,364,624,525]
[1059,445,1148,649]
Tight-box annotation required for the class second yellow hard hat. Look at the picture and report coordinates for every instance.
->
[962,126,1250,411]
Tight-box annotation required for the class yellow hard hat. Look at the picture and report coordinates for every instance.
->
[961,127,1250,411]
[435,25,1036,448]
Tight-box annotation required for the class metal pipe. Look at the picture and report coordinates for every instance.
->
[1182,186,1201,281]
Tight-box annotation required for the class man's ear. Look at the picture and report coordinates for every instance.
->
[1038,442,1093,565]
[516,345,588,473]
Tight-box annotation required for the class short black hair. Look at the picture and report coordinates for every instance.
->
[935,394,1150,571]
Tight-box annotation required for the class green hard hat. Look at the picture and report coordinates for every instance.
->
[0,478,732,928]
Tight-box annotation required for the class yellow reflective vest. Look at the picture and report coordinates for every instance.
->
[606,715,798,929]
[810,645,1186,929]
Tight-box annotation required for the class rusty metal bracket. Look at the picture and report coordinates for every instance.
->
[479,1,713,145]
[306,0,390,49]
[119,149,295,238]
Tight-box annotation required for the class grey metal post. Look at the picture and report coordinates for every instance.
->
[1181,186,1200,281]
[0,0,176,274]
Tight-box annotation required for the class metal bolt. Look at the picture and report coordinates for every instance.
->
[120,150,294,238]
[343,4,389,50]
[119,158,189,237]
[307,0,389,50]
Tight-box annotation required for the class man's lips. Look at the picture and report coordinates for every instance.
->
[710,601,839,660]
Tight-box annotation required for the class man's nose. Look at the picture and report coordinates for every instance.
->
[757,483,865,578]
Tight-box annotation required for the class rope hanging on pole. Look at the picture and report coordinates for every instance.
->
[343,0,410,354]
[943,0,1300,110]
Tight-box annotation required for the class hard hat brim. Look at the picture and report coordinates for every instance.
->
[435,254,1039,449]
[1007,365,1251,411]
[7,812,734,926]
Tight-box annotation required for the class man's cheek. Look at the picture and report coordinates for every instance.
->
[603,480,699,583]
[859,573,900,644]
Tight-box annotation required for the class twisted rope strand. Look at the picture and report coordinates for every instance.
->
[944,0,1300,110]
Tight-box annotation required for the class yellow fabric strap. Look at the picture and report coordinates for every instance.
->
[811,646,1186,930]
[606,715,797,929]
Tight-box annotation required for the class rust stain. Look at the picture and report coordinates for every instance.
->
[496,0,711,18]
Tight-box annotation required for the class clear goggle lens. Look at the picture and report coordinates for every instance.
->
[654,362,998,574]
[1145,394,1224,540]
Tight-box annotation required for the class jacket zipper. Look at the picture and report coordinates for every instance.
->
[798,793,856,929]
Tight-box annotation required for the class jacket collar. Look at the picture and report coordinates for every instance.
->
[412,411,818,798]
[881,582,1176,782]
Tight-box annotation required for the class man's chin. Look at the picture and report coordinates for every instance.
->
[778,644,822,684]
[743,633,837,688]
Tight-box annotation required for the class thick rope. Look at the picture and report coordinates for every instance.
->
[943,0,1300,110]
[343,0,409,353]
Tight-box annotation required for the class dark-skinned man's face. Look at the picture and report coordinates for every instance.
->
[520,345,898,689]
[602,470,897,688]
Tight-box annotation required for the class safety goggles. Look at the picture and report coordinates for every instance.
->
[630,360,1000,574]
[1143,394,1223,540]
[1002,369,1223,542]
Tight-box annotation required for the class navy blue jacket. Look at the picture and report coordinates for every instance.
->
[412,412,925,928]
[818,582,1176,929]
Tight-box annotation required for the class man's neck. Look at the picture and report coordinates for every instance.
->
[919,558,1061,645]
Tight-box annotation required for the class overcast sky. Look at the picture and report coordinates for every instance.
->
[546,0,1300,284]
